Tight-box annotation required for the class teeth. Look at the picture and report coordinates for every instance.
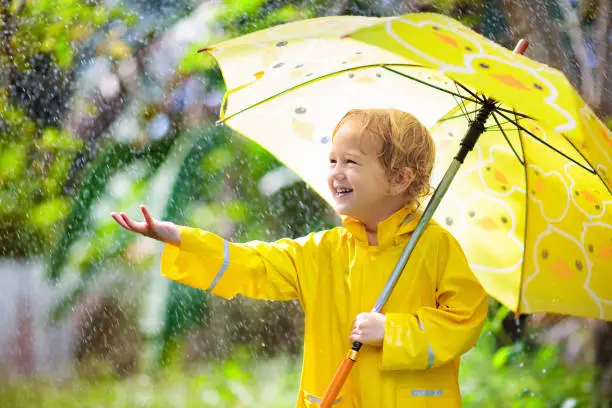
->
[337,188,352,193]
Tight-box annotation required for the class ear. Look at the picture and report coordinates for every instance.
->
[389,167,415,195]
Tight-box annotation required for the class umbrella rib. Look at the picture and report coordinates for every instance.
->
[455,82,484,105]
[496,110,596,174]
[456,81,534,120]
[492,112,524,165]
[452,84,472,120]
[438,109,481,123]
[495,106,533,120]
[516,114,529,316]
[382,66,481,104]
[219,64,425,124]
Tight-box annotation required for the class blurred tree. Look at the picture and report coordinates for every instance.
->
[0,0,138,257]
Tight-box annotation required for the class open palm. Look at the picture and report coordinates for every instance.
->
[111,205,180,246]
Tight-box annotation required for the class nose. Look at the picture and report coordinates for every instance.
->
[329,164,346,180]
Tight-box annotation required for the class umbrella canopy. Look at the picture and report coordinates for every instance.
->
[201,12,612,321]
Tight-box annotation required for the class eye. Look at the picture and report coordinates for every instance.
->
[329,158,337,165]
[346,159,357,165]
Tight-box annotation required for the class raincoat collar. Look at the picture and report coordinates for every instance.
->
[341,204,421,248]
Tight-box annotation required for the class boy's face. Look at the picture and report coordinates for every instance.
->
[328,120,405,225]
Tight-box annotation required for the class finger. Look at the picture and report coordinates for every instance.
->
[121,212,144,232]
[140,205,155,226]
[111,212,131,230]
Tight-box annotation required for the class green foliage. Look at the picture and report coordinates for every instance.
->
[10,0,136,70]
[460,336,597,407]
[0,337,600,407]
[459,302,598,406]
[0,0,135,258]
[0,352,301,408]
[47,133,178,280]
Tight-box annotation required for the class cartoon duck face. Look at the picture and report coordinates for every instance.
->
[583,223,612,303]
[580,105,612,150]
[458,195,524,272]
[523,227,601,317]
[479,147,524,195]
[565,164,609,218]
[527,165,570,221]
[387,17,480,69]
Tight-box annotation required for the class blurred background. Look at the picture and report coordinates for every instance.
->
[0,0,610,406]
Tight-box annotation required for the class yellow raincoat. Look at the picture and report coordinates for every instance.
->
[161,205,488,407]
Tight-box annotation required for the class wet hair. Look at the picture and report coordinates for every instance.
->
[332,108,435,206]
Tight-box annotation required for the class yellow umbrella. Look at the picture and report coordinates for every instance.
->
[200,11,612,406]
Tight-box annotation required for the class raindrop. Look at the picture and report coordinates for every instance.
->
[320,136,330,144]
[148,113,170,140]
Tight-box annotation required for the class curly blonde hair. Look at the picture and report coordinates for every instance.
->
[332,109,435,206]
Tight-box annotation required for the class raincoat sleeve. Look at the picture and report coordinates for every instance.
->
[160,225,324,302]
[381,228,488,371]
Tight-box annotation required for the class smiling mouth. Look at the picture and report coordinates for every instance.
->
[335,188,353,198]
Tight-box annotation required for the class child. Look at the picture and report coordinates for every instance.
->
[111,108,488,407]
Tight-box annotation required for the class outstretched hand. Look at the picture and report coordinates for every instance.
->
[111,205,181,246]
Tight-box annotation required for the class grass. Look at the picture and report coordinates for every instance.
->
[0,338,600,408]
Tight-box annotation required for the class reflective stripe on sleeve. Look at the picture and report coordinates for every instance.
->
[206,240,229,292]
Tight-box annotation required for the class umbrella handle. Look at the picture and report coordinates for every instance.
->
[320,344,360,408]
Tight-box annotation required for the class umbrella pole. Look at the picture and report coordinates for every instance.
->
[319,99,497,408]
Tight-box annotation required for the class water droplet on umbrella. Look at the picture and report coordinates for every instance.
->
[295,107,306,114]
